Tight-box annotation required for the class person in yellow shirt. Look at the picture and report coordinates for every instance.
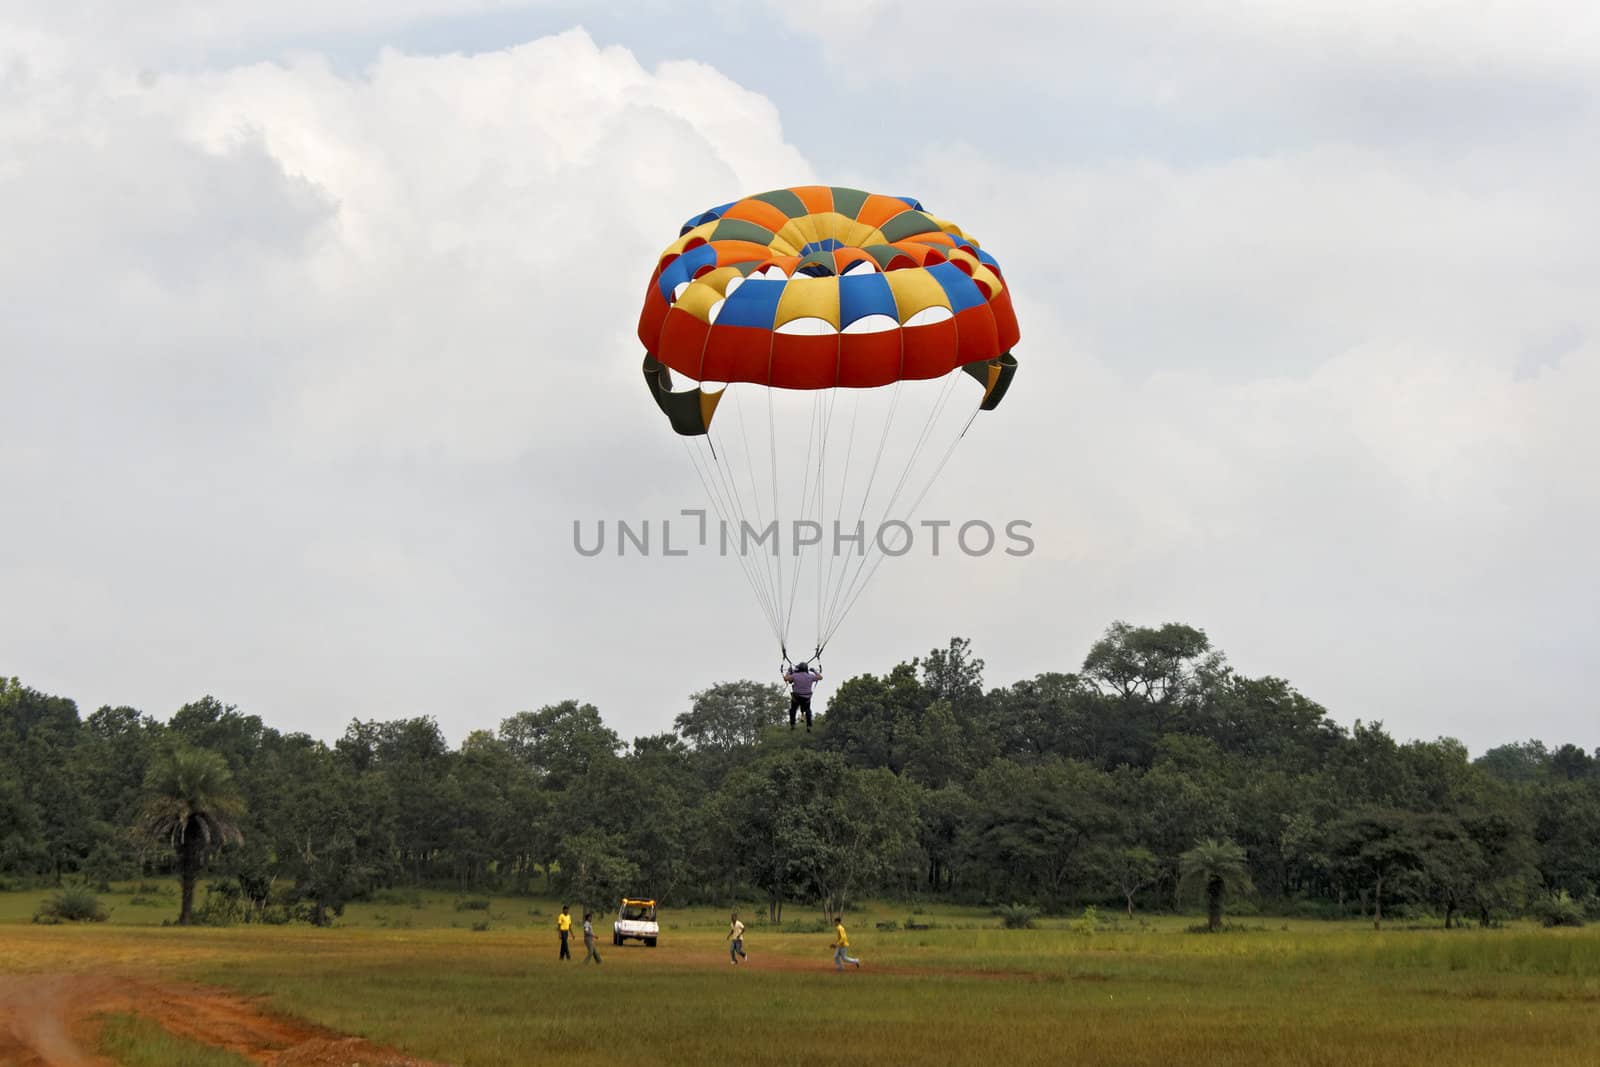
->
[557,904,573,961]
[831,916,861,970]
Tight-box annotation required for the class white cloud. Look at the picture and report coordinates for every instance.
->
[0,25,813,735]
[770,0,1600,84]
[1,5,1594,753]
[767,0,1600,159]
[7,29,811,463]
[852,125,1599,746]
[1,1,538,63]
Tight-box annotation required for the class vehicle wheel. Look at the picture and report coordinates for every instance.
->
[613,932,622,945]
[645,938,657,948]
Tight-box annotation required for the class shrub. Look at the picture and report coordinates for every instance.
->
[257,905,295,926]
[471,919,491,932]
[370,889,424,909]
[34,885,109,924]
[1071,905,1101,936]
[997,903,1039,930]
[1185,921,1265,934]
[192,880,246,926]
[1530,891,1586,928]
[82,842,130,890]
[875,919,899,931]
[455,897,491,912]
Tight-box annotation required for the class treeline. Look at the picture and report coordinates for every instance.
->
[3,622,1598,926]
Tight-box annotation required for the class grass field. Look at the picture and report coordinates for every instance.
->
[3,886,1598,1066]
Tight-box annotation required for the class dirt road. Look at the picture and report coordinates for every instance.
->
[0,973,444,1067]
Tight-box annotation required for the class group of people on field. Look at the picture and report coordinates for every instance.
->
[555,904,602,965]
[554,905,860,971]
[547,662,843,970]
[725,911,859,970]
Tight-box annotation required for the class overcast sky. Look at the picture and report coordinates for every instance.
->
[2,0,1596,755]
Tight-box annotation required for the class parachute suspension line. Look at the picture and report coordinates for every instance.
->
[685,441,777,643]
[854,366,967,567]
[819,370,970,649]
[825,371,966,637]
[796,385,841,661]
[707,392,785,645]
[687,433,782,644]
[687,439,774,638]
[766,385,786,652]
[819,379,905,636]
[821,369,961,641]
[820,394,984,651]
[815,386,840,651]
[781,388,824,648]
[732,386,784,650]
[701,425,780,638]
[819,388,862,647]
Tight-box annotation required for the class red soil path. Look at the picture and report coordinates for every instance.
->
[0,973,445,1067]
[0,951,1053,1064]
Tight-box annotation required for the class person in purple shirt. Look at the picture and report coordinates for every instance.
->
[783,662,822,731]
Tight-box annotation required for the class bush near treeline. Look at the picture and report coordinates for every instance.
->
[3,622,1598,928]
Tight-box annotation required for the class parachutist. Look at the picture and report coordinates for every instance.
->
[784,662,822,732]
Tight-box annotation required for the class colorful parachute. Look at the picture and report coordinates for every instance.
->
[636,186,1020,662]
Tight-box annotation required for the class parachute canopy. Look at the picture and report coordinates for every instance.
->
[638,186,1019,434]
[635,186,1021,662]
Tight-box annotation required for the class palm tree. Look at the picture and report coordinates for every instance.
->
[139,747,245,925]
[1178,838,1254,933]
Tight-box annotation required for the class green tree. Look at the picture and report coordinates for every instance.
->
[1327,809,1428,929]
[673,680,786,755]
[1082,621,1216,705]
[1178,838,1253,932]
[920,637,986,707]
[554,828,640,917]
[1095,845,1161,919]
[780,764,920,917]
[500,701,621,790]
[1474,740,1550,785]
[916,785,975,892]
[817,662,930,773]
[965,758,1117,907]
[1530,778,1600,899]
[138,747,245,924]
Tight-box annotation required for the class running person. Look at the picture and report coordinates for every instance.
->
[784,662,823,731]
[728,911,748,965]
[831,915,861,970]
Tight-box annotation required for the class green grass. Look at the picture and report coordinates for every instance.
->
[96,1012,254,1067]
[189,922,1600,1067]
[5,891,1600,1065]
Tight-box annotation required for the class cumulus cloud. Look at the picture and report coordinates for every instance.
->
[1,5,1594,752]
[868,138,1598,748]
[0,26,812,735]
[768,3,1600,747]
[1,0,538,65]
